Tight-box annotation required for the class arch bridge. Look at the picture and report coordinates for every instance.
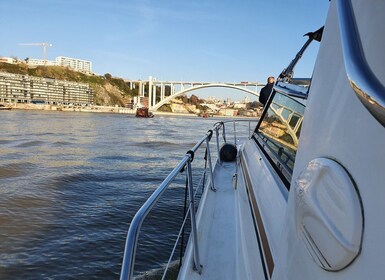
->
[124,77,263,111]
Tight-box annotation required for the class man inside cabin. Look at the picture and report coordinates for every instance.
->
[259,76,275,107]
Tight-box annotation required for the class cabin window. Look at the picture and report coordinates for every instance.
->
[254,91,305,187]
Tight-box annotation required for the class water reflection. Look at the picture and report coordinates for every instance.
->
[256,91,305,182]
[0,110,219,279]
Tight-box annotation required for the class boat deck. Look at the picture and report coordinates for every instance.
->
[178,161,266,280]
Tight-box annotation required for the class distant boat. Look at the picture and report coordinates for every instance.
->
[0,104,12,110]
[135,107,153,118]
[198,112,212,118]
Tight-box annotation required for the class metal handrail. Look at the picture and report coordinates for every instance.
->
[120,120,258,279]
[213,119,259,138]
[120,132,212,280]
[213,119,258,160]
[161,169,207,279]
[336,0,385,127]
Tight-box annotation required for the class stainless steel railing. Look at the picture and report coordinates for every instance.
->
[120,119,258,280]
[120,132,212,280]
[336,0,385,127]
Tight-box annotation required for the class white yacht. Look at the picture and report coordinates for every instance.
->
[120,0,385,279]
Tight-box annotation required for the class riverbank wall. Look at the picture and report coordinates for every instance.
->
[4,103,257,119]
[4,102,199,117]
[6,102,135,114]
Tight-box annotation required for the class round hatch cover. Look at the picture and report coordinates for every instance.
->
[294,158,363,271]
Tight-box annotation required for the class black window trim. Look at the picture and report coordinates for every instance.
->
[252,84,309,190]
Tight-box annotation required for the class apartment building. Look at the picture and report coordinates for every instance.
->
[55,56,92,73]
[0,72,93,105]
[27,58,56,66]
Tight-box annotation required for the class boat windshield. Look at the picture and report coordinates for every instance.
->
[254,91,305,187]
[252,27,323,188]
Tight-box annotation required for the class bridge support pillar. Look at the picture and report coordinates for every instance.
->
[139,82,144,97]
[138,81,142,97]
[151,84,155,108]
[148,77,153,109]
[161,83,164,101]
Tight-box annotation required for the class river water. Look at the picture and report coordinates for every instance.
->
[0,110,220,279]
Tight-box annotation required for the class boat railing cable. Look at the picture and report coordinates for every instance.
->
[336,0,385,127]
[120,120,258,280]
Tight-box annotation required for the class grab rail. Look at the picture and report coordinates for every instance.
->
[336,0,385,127]
[120,119,258,280]
[120,132,212,280]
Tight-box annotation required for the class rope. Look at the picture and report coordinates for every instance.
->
[207,129,213,141]
[164,165,207,278]
[222,122,227,143]
[179,173,189,269]
[186,150,194,162]
[202,147,208,192]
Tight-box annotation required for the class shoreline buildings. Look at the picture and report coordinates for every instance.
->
[0,72,93,105]
[0,55,94,105]
[1,56,92,74]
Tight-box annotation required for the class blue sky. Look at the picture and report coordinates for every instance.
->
[0,0,329,100]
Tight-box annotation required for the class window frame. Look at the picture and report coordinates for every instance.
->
[252,82,309,190]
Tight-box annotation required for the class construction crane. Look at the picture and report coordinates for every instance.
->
[18,42,52,66]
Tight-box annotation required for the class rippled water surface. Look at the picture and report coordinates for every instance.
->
[0,110,218,279]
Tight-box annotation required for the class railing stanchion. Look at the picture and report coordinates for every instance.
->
[186,156,202,273]
[233,121,237,144]
[205,137,216,192]
[215,128,221,162]
[222,123,227,143]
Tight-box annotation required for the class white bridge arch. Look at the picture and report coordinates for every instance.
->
[124,77,263,111]
[151,83,260,111]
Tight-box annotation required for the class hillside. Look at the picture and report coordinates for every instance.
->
[0,62,136,106]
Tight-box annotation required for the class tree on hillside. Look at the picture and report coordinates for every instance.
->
[189,94,202,105]
[249,101,262,109]
[104,73,112,80]
[177,94,188,104]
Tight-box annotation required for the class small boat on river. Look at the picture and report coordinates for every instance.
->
[0,104,12,110]
[120,1,385,279]
[135,107,153,118]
